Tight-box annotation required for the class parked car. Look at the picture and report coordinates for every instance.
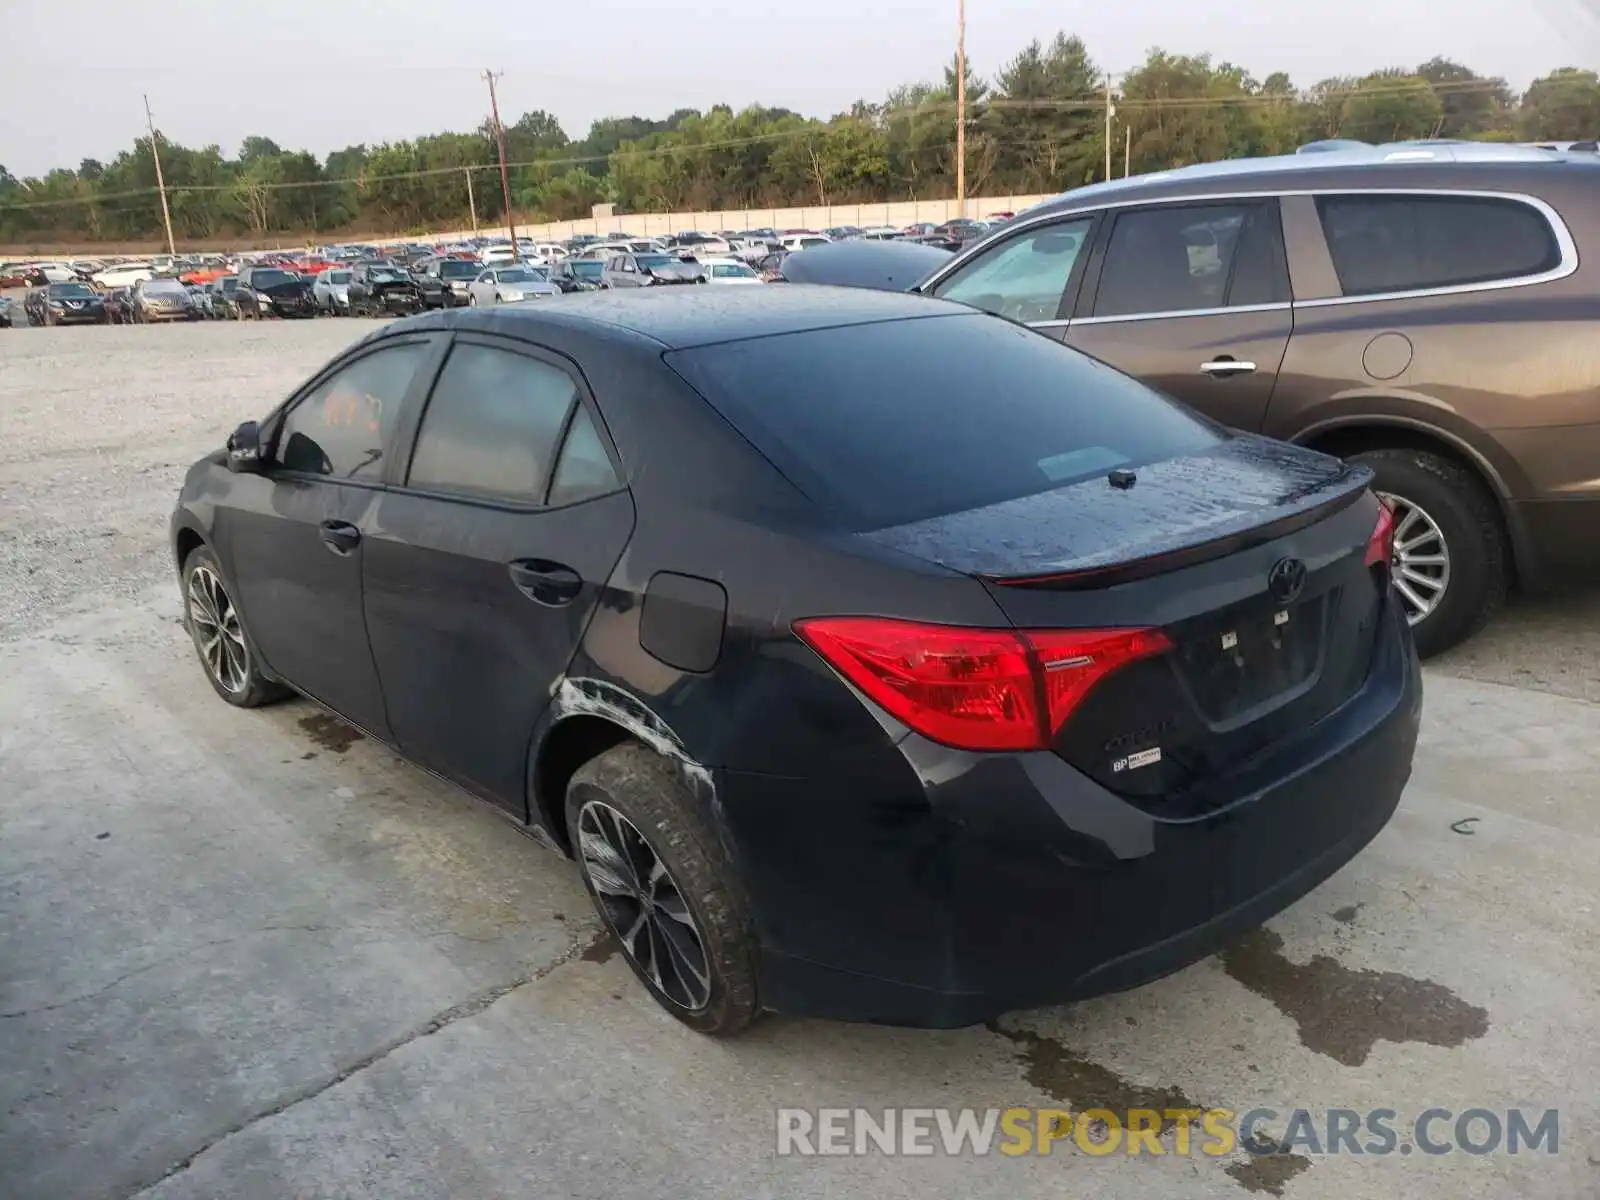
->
[907,143,1600,655]
[347,263,423,317]
[186,283,214,319]
[548,259,606,293]
[698,256,763,285]
[131,277,198,322]
[205,278,241,320]
[172,288,1418,1034]
[0,296,13,327]
[780,233,831,252]
[754,250,789,281]
[600,253,705,289]
[422,257,482,307]
[237,266,316,319]
[101,287,135,324]
[26,280,107,325]
[466,265,561,306]
[312,268,353,314]
[92,261,155,288]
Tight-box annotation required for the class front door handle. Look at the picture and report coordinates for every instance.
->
[508,558,582,606]
[319,520,361,555]
[1200,358,1257,377]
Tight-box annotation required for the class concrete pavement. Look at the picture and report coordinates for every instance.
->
[2,585,1596,1200]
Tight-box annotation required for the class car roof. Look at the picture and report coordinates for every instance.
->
[1022,141,1600,219]
[405,284,964,350]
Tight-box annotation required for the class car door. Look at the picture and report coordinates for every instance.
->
[470,269,492,306]
[362,333,635,812]
[1062,199,1293,433]
[220,335,446,738]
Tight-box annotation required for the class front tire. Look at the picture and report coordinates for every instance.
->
[1352,448,1509,658]
[567,742,759,1036]
[181,545,287,708]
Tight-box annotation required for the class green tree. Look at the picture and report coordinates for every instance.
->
[1520,68,1600,140]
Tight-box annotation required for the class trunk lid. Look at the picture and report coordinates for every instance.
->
[862,437,1387,813]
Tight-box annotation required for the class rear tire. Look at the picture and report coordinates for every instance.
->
[567,742,759,1036]
[1351,448,1509,658]
[181,545,288,708]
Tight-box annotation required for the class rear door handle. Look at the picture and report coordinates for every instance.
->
[1200,358,1257,377]
[318,520,361,555]
[508,558,583,606]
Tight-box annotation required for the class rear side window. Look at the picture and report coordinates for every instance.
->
[547,406,621,506]
[667,314,1220,529]
[1315,194,1561,296]
[277,342,427,479]
[1092,203,1259,317]
[406,343,578,503]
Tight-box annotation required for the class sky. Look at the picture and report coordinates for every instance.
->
[1,0,1594,178]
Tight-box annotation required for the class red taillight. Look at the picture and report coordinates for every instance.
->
[793,617,1170,752]
[1365,500,1396,569]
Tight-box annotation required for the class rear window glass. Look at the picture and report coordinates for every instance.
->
[666,314,1220,529]
[1315,194,1561,296]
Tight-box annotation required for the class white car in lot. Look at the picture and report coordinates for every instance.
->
[93,262,156,288]
[780,233,831,252]
[467,265,561,305]
[311,268,353,313]
[697,256,764,285]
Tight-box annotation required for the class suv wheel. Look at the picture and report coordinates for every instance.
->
[1351,449,1508,658]
[567,742,759,1036]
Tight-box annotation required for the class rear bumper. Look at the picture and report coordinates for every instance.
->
[720,594,1421,1027]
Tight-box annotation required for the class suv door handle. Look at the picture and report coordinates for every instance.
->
[1200,358,1257,377]
[318,520,361,555]
[508,559,583,606]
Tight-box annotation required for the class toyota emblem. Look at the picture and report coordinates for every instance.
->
[1268,557,1307,605]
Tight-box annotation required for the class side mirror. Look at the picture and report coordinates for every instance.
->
[226,420,264,473]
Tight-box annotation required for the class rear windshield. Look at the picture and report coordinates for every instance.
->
[666,314,1221,528]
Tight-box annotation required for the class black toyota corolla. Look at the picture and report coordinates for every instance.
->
[171,287,1420,1034]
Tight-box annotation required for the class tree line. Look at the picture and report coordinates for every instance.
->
[3,41,1598,247]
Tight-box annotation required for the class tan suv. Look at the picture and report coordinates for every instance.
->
[916,144,1600,656]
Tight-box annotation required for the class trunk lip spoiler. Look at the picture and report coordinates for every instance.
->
[983,479,1371,592]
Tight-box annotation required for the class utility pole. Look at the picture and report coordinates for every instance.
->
[143,94,176,257]
[1125,125,1132,178]
[465,167,478,235]
[483,70,519,258]
[1104,75,1114,183]
[955,0,966,214]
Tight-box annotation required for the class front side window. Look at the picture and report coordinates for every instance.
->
[1315,194,1561,297]
[1092,204,1261,318]
[406,344,579,503]
[276,343,428,479]
[931,218,1092,322]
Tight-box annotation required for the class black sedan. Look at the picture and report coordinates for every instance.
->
[25,281,106,325]
[347,262,424,316]
[170,289,1419,1034]
[237,266,316,319]
[548,259,605,293]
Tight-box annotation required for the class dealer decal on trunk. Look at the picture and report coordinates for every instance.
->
[1113,746,1162,773]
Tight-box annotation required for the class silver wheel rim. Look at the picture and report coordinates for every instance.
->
[577,800,711,1011]
[186,565,249,693]
[1379,492,1451,626]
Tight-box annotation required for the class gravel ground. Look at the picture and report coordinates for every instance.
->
[2,316,1596,694]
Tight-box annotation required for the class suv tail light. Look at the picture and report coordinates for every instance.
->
[1365,500,1396,569]
[793,617,1170,752]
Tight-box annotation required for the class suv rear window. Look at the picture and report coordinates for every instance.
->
[666,314,1221,529]
[1315,194,1561,296]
